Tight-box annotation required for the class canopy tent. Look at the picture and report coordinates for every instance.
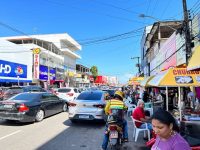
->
[187,45,200,71]
[128,77,144,86]
[140,76,154,87]
[148,67,200,121]
[148,68,200,87]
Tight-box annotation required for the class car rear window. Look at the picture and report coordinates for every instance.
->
[77,92,102,100]
[5,88,23,94]
[11,93,40,101]
[57,89,71,93]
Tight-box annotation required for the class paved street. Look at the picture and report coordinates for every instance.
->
[0,112,149,150]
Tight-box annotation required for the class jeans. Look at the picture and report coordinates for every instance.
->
[140,123,153,130]
[102,119,128,150]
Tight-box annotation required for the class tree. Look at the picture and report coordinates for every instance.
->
[90,66,98,81]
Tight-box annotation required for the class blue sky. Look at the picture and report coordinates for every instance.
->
[0,0,199,84]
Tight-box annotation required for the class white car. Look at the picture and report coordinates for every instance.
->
[55,87,81,102]
[68,90,107,123]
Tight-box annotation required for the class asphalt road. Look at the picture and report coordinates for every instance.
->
[0,112,149,150]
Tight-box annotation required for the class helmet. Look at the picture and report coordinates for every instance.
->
[114,90,124,100]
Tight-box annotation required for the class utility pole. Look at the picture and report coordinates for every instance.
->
[182,0,192,65]
[131,57,141,75]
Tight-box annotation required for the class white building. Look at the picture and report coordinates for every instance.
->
[0,33,81,87]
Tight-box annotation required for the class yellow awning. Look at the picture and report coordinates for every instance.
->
[148,68,200,87]
[187,45,200,71]
[140,76,154,87]
[128,77,144,85]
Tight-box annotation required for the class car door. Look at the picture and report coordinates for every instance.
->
[41,93,55,117]
[48,94,64,114]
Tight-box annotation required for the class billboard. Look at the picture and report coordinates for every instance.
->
[39,65,56,80]
[0,39,32,83]
[0,60,27,78]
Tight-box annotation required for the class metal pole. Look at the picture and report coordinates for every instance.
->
[182,0,191,65]
[47,45,50,89]
[178,87,182,121]
[17,76,19,86]
[166,86,169,111]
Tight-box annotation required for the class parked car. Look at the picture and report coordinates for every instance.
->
[68,90,107,123]
[0,92,67,123]
[3,86,46,100]
[55,87,81,102]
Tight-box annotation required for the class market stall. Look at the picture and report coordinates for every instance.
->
[148,67,200,121]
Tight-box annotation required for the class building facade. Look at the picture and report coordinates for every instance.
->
[0,33,81,88]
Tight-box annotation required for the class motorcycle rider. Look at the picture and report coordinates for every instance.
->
[101,90,128,150]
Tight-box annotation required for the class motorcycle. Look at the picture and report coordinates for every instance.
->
[107,109,124,150]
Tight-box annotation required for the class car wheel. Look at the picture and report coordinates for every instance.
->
[35,109,44,122]
[63,103,68,112]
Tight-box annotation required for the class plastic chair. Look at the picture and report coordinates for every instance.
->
[127,104,136,117]
[131,116,150,142]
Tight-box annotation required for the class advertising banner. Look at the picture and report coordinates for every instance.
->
[39,65,56,80]
[0,60,27,78]
[33,51,40,79]
[162,33,177,70]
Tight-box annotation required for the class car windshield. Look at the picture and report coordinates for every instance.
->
[10,93,40,101]
[77,92,102,100]
[57,89,71,93]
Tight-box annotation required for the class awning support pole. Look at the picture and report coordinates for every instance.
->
[166,86,168,111]
[178,86,182,121]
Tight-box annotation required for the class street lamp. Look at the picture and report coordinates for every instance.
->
[139,14,180,31]
[131,57,141,75]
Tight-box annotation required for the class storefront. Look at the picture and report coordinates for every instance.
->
[0,39,32,86]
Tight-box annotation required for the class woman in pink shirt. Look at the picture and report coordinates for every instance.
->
[151,109,191,150]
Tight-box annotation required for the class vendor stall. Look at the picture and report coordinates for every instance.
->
[148,67,200,121]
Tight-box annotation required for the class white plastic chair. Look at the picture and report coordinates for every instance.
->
[127,104,136,117]
[131,116,150,142]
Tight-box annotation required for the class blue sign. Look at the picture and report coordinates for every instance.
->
[0,60,27,78]
[39,65,56,80]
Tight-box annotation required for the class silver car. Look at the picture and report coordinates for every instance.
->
[68,90,107,123]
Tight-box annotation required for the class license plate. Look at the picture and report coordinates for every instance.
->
[79,115,89,119]
[4,104,13,109]
[110,131,118,138]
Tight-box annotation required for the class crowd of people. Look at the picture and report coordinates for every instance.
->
[100,86,199,150]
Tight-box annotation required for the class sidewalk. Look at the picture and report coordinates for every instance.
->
[121,116,151,150]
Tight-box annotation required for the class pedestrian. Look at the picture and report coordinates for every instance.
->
[151,109,191,150]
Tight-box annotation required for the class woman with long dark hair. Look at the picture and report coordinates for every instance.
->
[151,109,191,150]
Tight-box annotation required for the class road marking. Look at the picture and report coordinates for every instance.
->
[0,130,21,141]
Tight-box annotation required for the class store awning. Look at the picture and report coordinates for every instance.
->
[129,77,144,85]
[148,68,200,87]
[140,76,154,87]
[187,45,200,71]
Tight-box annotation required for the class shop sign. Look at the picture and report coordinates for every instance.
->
[33,53,40,79]
[0,59,27,78]
[175,76,193,84]
[39,65,56,80]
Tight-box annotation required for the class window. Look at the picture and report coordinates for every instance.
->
[76,92,102,100]
[11,93,40,101]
